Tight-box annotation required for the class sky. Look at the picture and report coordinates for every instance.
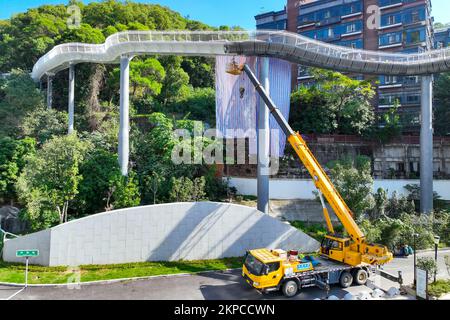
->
[0,0,449,29]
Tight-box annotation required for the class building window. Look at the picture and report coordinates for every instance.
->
[324,10,331,19]
[406,94,420,104]
[385,76,398,84]
[388,34,396,43]
[388,15,396,25]
[346,23,356,33]
[327,28,334,38]
[380,32,402,46]
[409,30,421,44]
[404,76,418,85]
[411,10,420,23]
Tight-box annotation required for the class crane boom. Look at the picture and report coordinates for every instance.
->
[233,64,392,266]
[241,65,364,242]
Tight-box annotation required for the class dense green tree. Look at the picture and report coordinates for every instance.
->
[0,0,236,229]
[181,57,215,88]
[0,137,36,203]
[109,171,141,210]
[328,155,375,221]
[16,134,92,227]
[0,70,45,137]
[158,56,191,106]
[434,73,450,136]
[108,58,166,101]
[434,22,450,29]
[130,58,166,98]
[169,87,215,125]
[290,69,375,135]
[133,113,229,204]
[290,86,334,134]
[62,23,105,43]
[21,108,68,144]
[372,102,403,142]
[83,115,119,152]
[77,149,140,215]
[0,0,218,89]
[0,7,67,70]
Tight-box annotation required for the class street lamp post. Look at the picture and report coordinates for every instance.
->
[434,235,440,283]
[413,233,419,286]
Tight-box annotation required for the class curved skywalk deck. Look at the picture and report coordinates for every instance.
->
[32,30,450,81]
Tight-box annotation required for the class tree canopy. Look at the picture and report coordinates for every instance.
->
[290,69,375,135]
[434,73,450,136]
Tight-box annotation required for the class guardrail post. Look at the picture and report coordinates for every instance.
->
[420,75,434,214]
[257,57,270,214]
[119,55,132,176]
[68,64,75,134]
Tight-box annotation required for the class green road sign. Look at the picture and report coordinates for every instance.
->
[16,250,39,257]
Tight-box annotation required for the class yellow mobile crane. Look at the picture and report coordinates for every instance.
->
[226,62,393,297]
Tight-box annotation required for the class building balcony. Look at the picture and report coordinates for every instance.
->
[380,0,403,11]
[341,30,362,38]
[379,83,403,89]
[316,16,341,27]
[378,42,403,49]
[341,12,362,20]
[297,22,316,30]
[379,22,403,31]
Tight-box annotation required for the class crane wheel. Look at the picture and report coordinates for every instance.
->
[282,280,299,298]
[339,271,353,288]
[354,269,368,286]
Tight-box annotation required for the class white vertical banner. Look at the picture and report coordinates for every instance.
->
[215,56,292,158]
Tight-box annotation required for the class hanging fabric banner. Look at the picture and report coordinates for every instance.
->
[215,56,291,157]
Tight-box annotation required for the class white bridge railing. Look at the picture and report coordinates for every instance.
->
[32,30,450,80]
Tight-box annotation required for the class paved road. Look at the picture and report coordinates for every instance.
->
[380,249,449,284]
[3,250,448,300]
[3,270,379,300]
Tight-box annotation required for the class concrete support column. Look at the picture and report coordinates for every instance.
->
[68,64,75,134]
[47,74,53,110]
[257,57,270,214]
[420,75,434,214]
[119,55,132,176]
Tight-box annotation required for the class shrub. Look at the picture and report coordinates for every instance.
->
[429,280,450,298]
[417,257,438,282]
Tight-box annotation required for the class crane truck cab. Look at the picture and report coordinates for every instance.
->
[242,248,372,298]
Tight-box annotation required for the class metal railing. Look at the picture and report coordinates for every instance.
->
[32,30,450,80]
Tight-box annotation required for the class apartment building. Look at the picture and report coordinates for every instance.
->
[255,0,434,132]
[435,26,450,48]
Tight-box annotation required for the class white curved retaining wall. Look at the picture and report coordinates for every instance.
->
[2,202,319,266]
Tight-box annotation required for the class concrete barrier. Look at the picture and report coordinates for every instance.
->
[227,177,450,200]
[2,202,319,266]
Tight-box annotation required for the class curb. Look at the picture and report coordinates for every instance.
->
[417,248,450,253]
[0,268,241,288]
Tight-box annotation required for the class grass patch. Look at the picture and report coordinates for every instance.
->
[429,280,450,298]
[0,257,243,285]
